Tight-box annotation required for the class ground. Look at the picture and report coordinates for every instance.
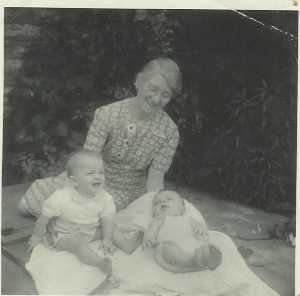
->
[1,182,295,295]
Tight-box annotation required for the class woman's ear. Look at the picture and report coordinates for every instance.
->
[69,176,78,187]
[135,73,141,91]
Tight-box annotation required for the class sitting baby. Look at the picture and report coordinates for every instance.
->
[142,190,222,272]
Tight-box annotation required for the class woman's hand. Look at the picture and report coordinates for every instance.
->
[103,238,117,255]
[27,234,43,252]
[45,219,58,246]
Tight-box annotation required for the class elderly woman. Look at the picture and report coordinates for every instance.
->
[18,57,182,216]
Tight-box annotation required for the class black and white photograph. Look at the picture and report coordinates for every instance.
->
[1,1,298,295]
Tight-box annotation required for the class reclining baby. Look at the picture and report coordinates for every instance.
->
[143,189,222,272]
[27,149,222,275]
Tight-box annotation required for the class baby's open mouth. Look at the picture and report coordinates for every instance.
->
[161,205,169,211]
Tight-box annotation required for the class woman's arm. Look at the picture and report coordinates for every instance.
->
[84,107,109,154]
[146,166,165,192]
[148,126,179,191]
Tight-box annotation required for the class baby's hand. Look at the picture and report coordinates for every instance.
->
[194,222,209,240]
[27,234,43,252]
[142,232,158,251]
[103,238,116,255]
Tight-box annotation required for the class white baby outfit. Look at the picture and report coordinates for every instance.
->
[41,186,116,246]
[156,214,203,254]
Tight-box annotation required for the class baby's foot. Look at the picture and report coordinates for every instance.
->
[194,244,210,270]
[133,229,144,240]
[207,244,222,270]
[123,229,144,255]
[131,229,144,248]
[137,229,144,237]
[100,257,112,274]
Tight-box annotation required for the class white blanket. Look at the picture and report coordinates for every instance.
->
[25,192,279,295]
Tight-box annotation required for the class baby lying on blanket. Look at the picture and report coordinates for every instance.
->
[142,190,222,272]
[27,149,143,275]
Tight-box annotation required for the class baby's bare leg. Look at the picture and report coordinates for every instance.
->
[112,227,143,255]
[94,226,143,255]
[18,198,34,217]
[93,227,103,241]
[55,235,112,274]
[155,242,208,272]
[155,241,213,273]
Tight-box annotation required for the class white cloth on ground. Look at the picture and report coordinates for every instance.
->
[25,191,280,296]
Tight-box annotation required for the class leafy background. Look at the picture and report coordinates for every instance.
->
[3,8,297,216]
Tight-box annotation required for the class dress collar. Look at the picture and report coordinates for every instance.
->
[65,186,104,203]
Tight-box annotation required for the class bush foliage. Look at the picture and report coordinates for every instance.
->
[3,8,297,213]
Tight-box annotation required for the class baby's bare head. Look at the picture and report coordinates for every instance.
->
[66,149,103,177]
[152,190,185,218]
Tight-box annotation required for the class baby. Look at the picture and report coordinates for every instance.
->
[142,190,222,272]
[27,149,142,274]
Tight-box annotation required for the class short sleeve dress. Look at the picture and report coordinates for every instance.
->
[23,98,179,216]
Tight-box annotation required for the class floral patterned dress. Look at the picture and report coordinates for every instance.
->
[23,98,179,216]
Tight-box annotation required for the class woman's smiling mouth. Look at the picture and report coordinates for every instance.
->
[145,98,157,107]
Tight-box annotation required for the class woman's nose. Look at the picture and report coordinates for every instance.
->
[152,93,161,104]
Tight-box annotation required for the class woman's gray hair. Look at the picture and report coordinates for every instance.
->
[138,57,182,96]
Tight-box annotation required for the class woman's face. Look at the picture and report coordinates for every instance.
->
[135,71,173,115]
